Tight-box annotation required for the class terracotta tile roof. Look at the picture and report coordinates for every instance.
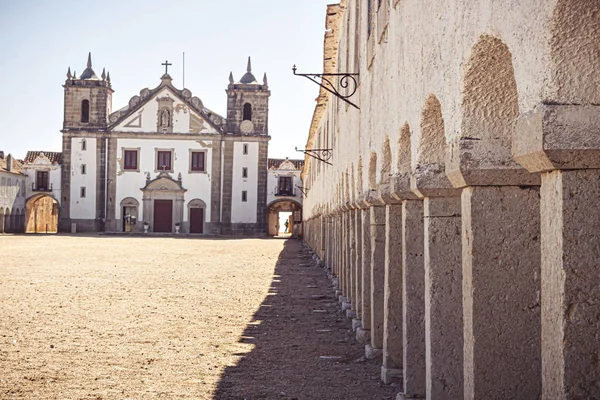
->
[0,154,24,174]
[23,151,62,165]
[268,158,304,170]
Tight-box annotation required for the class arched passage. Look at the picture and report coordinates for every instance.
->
[0,208,4,233]
[25,195,59,233]
[266,199,302,237]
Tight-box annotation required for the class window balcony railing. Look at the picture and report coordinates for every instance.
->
[32,183,53,192]
[275,189,296,197]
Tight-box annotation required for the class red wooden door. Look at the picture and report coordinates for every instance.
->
[190,208,204,234]
[153,200,173,232]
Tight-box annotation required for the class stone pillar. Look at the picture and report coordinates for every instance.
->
[381,203,403,384]
[357,207,371,344]
[353,205,363,328]
[400,199,426,400]
[461,186,541,399]
[514,104,600,399]
[366,205,386,359]
[423,195,463,399]
[345,208,355,313]
[343,210,351,303]
[347,208,357,318]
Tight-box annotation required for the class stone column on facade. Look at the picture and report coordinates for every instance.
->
[514,104,600,400]
[399,199,426,400]
[352,203,364,331]
[105,136,118,232]
[329,215,336,289]
[340,209,349,305]
[381,202,403,384]
[356,206,371,345]
[345,206,357,319]
[447,138,542,400]
[411,168,463,400]
[366,203,386,359]
[336,212,342,294]
[380,178,413,385]
[209,138,223,234]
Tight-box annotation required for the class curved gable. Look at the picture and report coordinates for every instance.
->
[109,81,225,135]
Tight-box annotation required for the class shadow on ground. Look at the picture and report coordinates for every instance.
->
[213,239,397,400]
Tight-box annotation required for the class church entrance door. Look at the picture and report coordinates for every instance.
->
[189,207,204,234]
[153,200,173,233]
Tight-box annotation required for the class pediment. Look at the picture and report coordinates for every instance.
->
[142,173,186,191]
[108,82,225,134]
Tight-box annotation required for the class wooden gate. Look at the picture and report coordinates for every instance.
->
[189,207,204,234]
[153,200,173,233]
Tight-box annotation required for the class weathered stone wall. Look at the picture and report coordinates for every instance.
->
[302,1,600,399]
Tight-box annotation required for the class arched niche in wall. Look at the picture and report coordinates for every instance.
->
[411,94,455,196]
[548,0,600,105]
[368,152,378,192]
[447,34,537,187]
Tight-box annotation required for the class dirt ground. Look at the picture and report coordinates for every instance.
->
[0,235,398,400]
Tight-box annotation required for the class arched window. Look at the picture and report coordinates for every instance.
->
[81,100,90,123]
[243,103,252,121]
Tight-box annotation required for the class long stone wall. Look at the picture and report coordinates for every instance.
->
[302,1,600,399]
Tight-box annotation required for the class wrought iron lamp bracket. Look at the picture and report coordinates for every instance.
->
[295,185,309,197]
[292,65,360,109]
[295,146,333,166]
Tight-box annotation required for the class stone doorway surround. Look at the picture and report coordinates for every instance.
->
[141,172,186,233]
[187,198,207,234]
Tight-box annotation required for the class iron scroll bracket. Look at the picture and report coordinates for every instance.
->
[295,185,309,197]
[292,65,359,109]
[295,146,333,166]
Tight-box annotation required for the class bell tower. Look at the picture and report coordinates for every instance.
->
[63,53,113,131]
[226,57,270,135]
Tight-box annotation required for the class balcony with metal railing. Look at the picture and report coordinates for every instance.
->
[274,188,296,197]
[31,182,53,192]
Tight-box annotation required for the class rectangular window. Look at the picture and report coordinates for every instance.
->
[242,167,248,178]
[81,164,86,175]
[81,139,87,151]
[243,144,248,155]
[242,191,247,202]
[157,150,172,171]
[124,150,138,170]
[191,151,205,172]
[80,187,86,198]
[36,171,49,191]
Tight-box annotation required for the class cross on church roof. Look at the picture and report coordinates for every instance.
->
[161,60,172,75]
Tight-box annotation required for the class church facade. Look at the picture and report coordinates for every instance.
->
[60,54,270,235]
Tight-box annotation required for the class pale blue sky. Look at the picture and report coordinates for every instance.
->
[0,0,333,159]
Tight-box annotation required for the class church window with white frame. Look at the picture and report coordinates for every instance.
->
[156,149,173,172]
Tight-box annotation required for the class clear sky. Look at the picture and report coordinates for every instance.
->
[0,0,333,160]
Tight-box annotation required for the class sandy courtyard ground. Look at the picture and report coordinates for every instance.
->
[0,235,397,399]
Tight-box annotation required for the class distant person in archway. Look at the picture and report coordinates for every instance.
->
[284,220,289,233]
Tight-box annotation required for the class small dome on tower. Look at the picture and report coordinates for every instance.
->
[238,57,259,84]
[79,52,99,80]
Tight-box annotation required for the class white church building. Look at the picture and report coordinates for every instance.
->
[60,54,270,235]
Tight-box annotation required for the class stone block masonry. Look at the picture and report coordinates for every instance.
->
[300,1,600,399]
